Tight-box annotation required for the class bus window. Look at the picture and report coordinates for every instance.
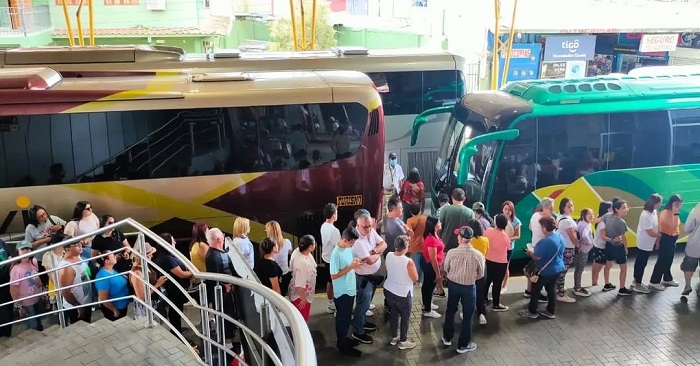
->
[671,108,700,164]
[490,118,537,212]
[1,102,368,188]
[369,70,463,116]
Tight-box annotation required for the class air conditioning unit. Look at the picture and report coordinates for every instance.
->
[146,0,166,10]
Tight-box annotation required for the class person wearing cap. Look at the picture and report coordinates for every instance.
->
[382,152,405,218]
[130,241,167,320]
[59,238,93,325]
[9,241,43,331]
[434,193,451,221]
[472,202,494,233]
[441,225,484,354]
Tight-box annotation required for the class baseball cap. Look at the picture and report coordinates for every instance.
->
[453,226,474,239]
[388,152,397,159]
[16,240,32,250]
[472,202,485,211]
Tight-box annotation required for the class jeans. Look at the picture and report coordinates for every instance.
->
[527,274,557,315]
[420,257,436,312]
[24,302,43,331]
[475,277,487,316]
[442,281,475,348]
[650,233,677,284]
[352,275,375,335]
[334,294,354,341]
[573,250,589,289]
[384,289,412,342]
[411,252,424,283]
[634,249,652,284]
[484,260,507,307]
[556,248,576,295]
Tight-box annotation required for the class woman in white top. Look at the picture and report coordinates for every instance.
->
[555,198,578,303]
[63,201,100,261]
[632,194,662,294]
[289,235,317,321]
[383,235,419,351]
[525,197,554,299]
[591,201,613,289]
[230,217,255,270]
[267,221,293,296]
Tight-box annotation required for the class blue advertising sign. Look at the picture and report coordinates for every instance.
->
[543,35,597,61]
[498,43,542,87]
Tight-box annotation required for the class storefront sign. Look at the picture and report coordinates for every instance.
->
[498,43,542,87]
[543,35,597,61]
[639,34,678,52]
[541,62,567,79]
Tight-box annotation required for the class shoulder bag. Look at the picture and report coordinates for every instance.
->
[524,244,562,283]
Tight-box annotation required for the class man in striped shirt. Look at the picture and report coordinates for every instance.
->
[441,225,484,355]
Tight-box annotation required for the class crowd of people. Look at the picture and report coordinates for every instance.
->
[1,153,700,363]
[324,154,700,357]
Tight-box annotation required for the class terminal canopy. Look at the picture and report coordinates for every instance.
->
[498,0,700,34]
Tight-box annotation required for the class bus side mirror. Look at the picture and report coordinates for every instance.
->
[456,129,520,185]
[411,105,454,146]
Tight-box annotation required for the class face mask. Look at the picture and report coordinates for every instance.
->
[389,159,397,167]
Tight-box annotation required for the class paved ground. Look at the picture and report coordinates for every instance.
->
[308,252,700,366]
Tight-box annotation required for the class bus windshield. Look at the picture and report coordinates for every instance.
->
[433,107,496,205]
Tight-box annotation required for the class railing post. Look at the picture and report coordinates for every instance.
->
[214,284,224,364]
[260,301,271,366]
[50,254,67,329]
[137,232,155,328]
[198,283,213,366]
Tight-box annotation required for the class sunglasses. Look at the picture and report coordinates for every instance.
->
[84,206,93,211]
[360,225,372,230]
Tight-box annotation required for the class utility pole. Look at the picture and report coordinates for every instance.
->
[490,0,519,90]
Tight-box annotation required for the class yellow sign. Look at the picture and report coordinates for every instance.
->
[336,195,362,207]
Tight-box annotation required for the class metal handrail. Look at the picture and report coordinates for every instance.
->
[0,218,316,366]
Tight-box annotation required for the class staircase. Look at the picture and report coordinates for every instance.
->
[0,317,200,366]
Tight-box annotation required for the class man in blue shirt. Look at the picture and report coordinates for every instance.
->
[520,216,565,320]
[330,227,362,357]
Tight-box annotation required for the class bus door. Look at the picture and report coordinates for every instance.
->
[454,129,520,207]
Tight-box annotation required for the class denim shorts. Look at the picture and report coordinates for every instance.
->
[604,243,627,265]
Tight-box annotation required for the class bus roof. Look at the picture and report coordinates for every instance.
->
[0,67,382,114]
[0,45,464,73]
[459,73,700,127]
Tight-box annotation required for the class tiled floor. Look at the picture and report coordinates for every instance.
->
[308,253,700,366]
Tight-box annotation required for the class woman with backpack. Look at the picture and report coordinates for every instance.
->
[573,208,594,297]
[555,198,578,303]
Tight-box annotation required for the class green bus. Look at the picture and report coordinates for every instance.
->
[413,72,700,260]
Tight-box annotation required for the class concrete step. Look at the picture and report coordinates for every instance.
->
[0,317,201,366]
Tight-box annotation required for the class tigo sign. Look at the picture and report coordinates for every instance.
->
[543,35,597,61]
[639,34,678,53]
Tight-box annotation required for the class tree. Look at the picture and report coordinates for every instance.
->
[269,0,337,51]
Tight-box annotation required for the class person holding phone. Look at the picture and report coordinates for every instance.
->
[601,199,632,296]
[649,194,683,291]
[331,227,363,357]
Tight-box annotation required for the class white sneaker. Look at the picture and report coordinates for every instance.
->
[369,303,376,310]
[479,314,487,325]
[459,312,463,320]
[422,310,441,319]
[632,283,651,294]
[365,310,374,317]
[431,303,439,310]
[398,340,417,350]
[662,280,680,287]
[326,301,336,314]
[390,337,399,346]
[649,283,666,291]
[557,294,576,303]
